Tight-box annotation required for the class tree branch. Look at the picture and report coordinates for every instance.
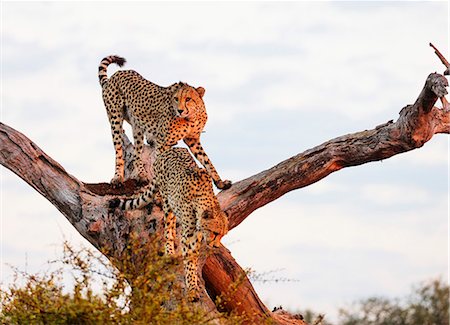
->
[0,123,82,222]
[218,73,449,229]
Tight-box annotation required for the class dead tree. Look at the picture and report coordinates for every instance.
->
[1,48,449,324]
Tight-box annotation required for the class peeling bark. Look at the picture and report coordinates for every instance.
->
[1,72,448,325]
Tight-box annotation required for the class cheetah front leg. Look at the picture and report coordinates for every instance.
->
[181,218,202,302]
[130,125,149,184]
[184,138,232,190]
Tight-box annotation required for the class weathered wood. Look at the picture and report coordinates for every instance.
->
[218,73,449,230]
[1,72,448,325]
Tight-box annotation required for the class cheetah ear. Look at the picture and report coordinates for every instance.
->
[196,87,205,98]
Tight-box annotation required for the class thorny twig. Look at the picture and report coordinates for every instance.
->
[313,314,325,325]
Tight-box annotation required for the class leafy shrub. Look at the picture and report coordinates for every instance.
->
[338,278,449,325]
[0,238,245,324]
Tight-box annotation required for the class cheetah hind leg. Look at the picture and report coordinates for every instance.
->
[129,164,149,185]
[130,125,149,185]
[109,121,125,187]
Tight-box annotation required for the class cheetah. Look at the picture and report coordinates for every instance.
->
[110,147,229,302]
[98,55,231,189]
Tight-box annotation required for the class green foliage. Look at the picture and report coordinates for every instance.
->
[0,238,245,325]
[293,278,448,325]
[338,278,449,325]
[0,245,122,325]
[5,238,446,325]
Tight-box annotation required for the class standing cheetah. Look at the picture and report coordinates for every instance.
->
[98,55,231,189]
[110,147,229,301]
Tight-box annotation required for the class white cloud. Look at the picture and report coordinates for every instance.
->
[392,137,449,167]
[306,179,349,195]
[361,183,432,206]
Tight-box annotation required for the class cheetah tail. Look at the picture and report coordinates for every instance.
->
[109,181,156,211]
[98,55,127,87]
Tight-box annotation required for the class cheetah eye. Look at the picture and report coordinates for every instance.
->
[174,97,179,103]
[202,210,211,219]
[186,97,191,102]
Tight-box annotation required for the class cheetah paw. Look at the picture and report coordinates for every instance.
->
[130,170,149,186]
[110,175,125,188]
[216,179,232,190]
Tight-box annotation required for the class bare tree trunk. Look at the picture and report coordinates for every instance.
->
[1,72,448,324]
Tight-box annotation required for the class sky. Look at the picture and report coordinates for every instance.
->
[1,1,448,322]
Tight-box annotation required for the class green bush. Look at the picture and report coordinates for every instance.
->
[4,238,446,325]
[0,239,245,325]
[338,278,449,325]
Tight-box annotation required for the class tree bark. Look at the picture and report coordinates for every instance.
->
[1,72,448,325]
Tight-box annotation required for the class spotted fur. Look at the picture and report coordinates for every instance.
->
[110,147,228,301]
[98,55,231,189]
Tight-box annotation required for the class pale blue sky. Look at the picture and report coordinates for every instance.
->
[1,1,448,322]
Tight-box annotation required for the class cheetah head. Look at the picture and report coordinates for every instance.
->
[200,205,228,248]
[173,85,206,119]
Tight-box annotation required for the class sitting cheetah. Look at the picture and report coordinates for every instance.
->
[110,147,228,302]
[98,55,231,189]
